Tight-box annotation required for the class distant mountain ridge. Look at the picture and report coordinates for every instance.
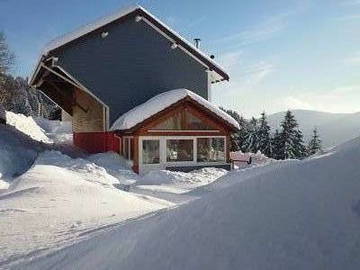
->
[267,110,360,148]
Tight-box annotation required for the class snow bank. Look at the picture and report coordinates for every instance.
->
[0,124,43,185]
[18,137,360,269]
[0,151,173,265]
[87,152,138,185]
[139,167,227,186]
[111,89,240,130]
[36,151,120,186]
[35,117,72,144]
[230,150,275,168]
[5,112,51,143]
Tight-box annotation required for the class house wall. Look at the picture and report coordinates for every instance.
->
[72,88,105,133]
[73,131,120,154]
[61,110,72,122]
[118,100,235,174]
[50,14,208,127]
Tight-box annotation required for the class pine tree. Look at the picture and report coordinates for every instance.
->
[257,112,272,157]
[237,116,250,152]
[220,108,242,151]
[244,117,259,153]
[307,127,322,156]
[220,108,251,152]
[0,32,15,75]
[271,129,282,159]
[277,110,307,159]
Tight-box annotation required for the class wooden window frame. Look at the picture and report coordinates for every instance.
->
[138,135,228,174]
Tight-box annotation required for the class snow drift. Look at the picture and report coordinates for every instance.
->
[0,150,173,265]
[17,136,360,269]
[0,124,43,188]
[5,111,51,143]
[34,117,72,144]
[139,167,227,186]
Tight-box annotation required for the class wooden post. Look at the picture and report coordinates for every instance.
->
[132,136,139,173]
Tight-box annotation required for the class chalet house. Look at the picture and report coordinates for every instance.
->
[29,5,239,174]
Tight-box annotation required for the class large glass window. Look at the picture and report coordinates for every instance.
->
[152,112,182,130]
[167,139,194,162]
[151,111,216,130]
[142,140,160,164]
[186,111,213,130]
[197,138,225,162]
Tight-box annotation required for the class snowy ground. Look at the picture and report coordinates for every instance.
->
[3,112,359,269]
[0,113,234,267]
[9,136,360,270]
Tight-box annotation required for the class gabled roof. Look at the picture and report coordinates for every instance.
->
[30,5,229,84]
[110,89,240,131]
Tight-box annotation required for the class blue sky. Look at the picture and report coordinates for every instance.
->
[1,0,360,117]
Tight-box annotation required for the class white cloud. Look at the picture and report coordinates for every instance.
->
[277,85,360,113]
[215,54,275,92]
[215,50,244,76]
[212,57,276,116]
[280,96,317,111]
[216,13,288,46]
[344,51,360,65]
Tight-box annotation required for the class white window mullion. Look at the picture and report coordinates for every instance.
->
[193,138,197,163]
[139,138,143,165]
[161,138,166,165]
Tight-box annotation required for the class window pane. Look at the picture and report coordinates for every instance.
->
[142,140,160,164]
[186,111,214,130]
[152,112,182,130]
[167,139,193,162]
[197,138,225,162]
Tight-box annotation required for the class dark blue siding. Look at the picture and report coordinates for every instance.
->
[52,16,208,126]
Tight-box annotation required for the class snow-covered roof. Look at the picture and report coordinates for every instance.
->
[110,89,240,131]
[41,5,139,55]
[29,5,229,84]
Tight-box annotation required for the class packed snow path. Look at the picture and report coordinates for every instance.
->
[11,138,360,270]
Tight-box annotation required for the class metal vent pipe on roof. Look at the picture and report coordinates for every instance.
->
[194,38,201,49]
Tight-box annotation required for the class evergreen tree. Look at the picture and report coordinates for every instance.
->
[0,32,14,75]
[237,116,251,152]
[257,112,272,157]
[220,108,242,151]
[307,127,322,156]
[244,117,259,153]
[271,129,282,159]
[220,107,242,123]
[277,110,307,159]
[220,108,251,152]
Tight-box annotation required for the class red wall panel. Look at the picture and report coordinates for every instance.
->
[73,132,120,154]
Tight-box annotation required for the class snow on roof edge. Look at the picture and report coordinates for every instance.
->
[110,89,240,131]
[42,5,139,55]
